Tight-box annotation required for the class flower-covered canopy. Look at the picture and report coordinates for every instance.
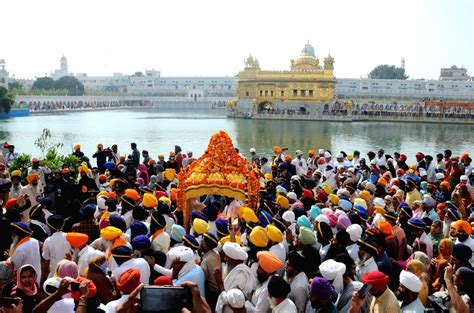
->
[177,131,260,229]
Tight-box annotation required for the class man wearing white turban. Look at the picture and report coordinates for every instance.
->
[319,259,346,294]
[169,246,206,297]
[282,211,297,238]
[215,288,246,313]
[315,214,329,225]
[345,224,362,262]
[397,270,424,312]
[218,242,256,299]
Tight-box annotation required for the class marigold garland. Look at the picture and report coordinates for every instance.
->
[177,131,260,230]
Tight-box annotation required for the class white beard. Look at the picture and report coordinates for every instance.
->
[10,236,19,251]
[222,263,236,280]
[71,248,80,263]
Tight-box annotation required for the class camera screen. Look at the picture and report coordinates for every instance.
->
[140,286,193,313]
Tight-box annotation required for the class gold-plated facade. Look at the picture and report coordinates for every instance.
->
[237,44,335,106]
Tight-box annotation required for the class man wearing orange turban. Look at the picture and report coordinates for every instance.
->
[124,188,140,201]
[105,268,142,312]
[66,232,95,275]
[273,146,286,164]
[246,251,283,312]
[378,220,398,260]
[454,220,474,267]
[19,173,43,222]
[117,268,141,293]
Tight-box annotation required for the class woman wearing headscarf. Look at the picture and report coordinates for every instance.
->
[407,259,430,306]
[391,240,428,278]
[432,238,454,291]
[54,259,79,279]
[10,264,41,313]
[138,163,150,185]
[413,251,432,274]
[452,192,467,220]
[428,220,444,257]
[458,184,472,208]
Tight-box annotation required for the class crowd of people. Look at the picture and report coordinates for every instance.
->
[26,100,152,112]
[0,140,474,313]
[249,100,474,119]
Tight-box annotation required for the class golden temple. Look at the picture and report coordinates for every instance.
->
[235,42,335,111]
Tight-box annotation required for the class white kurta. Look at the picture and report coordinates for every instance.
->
[151,231,171,253]
[246,278,271,313]
[346,243,359,262]
[273,298,298,313]
[113,257,150,285]
[356,257,378,281]
[77,245,97,276]
[42,231,71,277]
[286,271,309,313]
[10,237,42,285]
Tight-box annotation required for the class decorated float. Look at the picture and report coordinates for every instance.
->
[177,131,260,230]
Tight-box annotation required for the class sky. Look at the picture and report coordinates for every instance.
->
[2,0,473,80]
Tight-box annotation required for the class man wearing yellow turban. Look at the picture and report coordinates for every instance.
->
[249,226,268,248]
[266,225,285,265]
[9,170,22,199]
[163,168,176,182]
[72,144,84,159]
[142,193,158,209]
[100,226,129,272]
[275,196,289,210]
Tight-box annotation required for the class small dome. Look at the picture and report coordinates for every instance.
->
[303,42,315,57]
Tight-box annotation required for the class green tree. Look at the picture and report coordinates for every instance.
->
[8,81,23,90]
[0,86,14,114]
[42,150,81,172]
[8,154,32,178]
[368,64,408,79]
[133,71,144,77]
[53,76,85,95]
[32,77,55,90]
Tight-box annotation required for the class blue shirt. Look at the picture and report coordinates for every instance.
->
[173,264,206,297]
[6,152,18,164]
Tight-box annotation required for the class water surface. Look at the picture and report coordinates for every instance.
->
[2,108,472,162]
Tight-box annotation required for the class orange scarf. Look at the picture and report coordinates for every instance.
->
[151,229,164,241]
[10,237,30,257]
[106,236,128,262]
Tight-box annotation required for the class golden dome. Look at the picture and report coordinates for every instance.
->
[291,49,320,70]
